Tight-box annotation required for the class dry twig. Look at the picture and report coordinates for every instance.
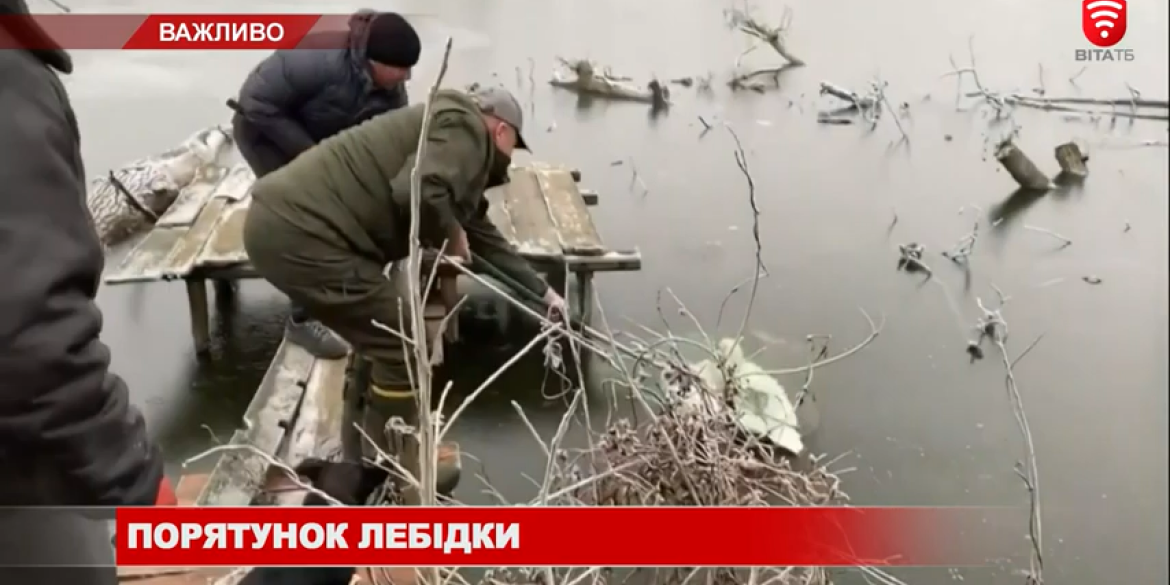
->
[1023,225,1072,249]
[897,242,933,276]
[968,289,1045,584]
[724,125,767,350]
[404,36,455,516]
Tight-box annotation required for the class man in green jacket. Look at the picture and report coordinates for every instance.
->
[242,86,564,494]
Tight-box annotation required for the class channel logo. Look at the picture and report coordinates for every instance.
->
[1082,0,1128,48]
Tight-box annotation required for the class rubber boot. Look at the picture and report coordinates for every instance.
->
[363,385,461,500]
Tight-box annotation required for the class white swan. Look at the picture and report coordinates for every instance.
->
[671,337,804,456]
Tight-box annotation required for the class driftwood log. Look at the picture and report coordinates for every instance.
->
[818,81,873,109]
[549,60,669,108]
[88,125,235,249]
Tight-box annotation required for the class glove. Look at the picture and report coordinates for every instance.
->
[154,476,178,506]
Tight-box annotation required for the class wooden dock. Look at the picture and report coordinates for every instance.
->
[105,160,640,541]
[104,160,641,355]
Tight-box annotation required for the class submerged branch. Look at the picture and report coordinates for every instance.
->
[725,6,806,92]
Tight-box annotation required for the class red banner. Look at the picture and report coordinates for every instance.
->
[115,506,1000,567]
[0,14,359,50]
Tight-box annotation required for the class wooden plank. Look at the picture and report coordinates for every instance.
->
[269,355,346,506]
[153,198,230,280]
[192,247,644,281]
[519,161,581,182]
[519,250,641,273]
[313,359,348,451]
[501,166,561,255]
[196,341,316,506]
[215,163,256,202]
[483,186,520,245]
[183,166,254,270]
[533,166,605,255]
[104,167,251,283]
[154,179,220,227]
[154,164,254,276]
[268,362,323,506]
[284,357,348,469]
[197,199,251,267]
[104,227,186,283]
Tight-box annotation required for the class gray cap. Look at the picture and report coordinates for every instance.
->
[469,85,529,151]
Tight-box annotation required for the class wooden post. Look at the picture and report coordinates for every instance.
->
[547,265,568,299]
[575,271,595,328]
[185,278,210,355]
[1054,142,1089,179]
[995,140,1052,192]
[580,188,600,206]
[212,278,237,301]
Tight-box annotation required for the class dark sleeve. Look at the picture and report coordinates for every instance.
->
[234,51,324,158]
[0,49,165,506]
[388,111,483,242]
[464,202,549,298]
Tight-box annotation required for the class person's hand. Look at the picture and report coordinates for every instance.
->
[155,476,178,506]
[543,288,567,321]
[447,228,471,262]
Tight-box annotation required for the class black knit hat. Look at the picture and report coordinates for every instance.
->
[364,13,421,68]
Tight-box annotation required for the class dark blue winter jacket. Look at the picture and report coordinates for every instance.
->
[231,10,409,167]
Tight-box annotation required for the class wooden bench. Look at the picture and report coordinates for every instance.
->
[103,162,641,355]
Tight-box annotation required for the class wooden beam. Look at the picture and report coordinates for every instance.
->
[576,272,595,326]
[181,248,643,283]
[580,189,599,206]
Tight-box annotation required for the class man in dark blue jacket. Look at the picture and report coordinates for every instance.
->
[229,9,421,359]
[1,1,175,583]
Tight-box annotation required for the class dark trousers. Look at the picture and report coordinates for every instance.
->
[242,202,414,391]
[232,114,311,324]
[243,201,419,465]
